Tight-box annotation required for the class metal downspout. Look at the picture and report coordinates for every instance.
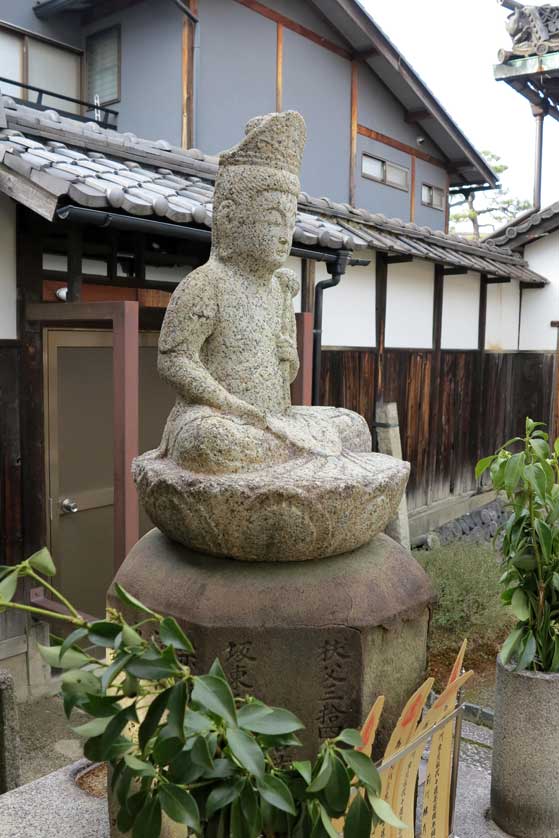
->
[312,249,351,406]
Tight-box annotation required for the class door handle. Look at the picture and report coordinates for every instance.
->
[61,498,79,514]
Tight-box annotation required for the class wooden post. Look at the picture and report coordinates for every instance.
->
[276,23,283,112]
[66,227,82,302]
[426,264,444,506]
[113,302,139,568]
[410,157,416,223]
[550,320,559,439]
[301,259,315,313]
[374,252,388,406]
[181,0,198,149]
[291,312,313,406]
[349,60,358,206]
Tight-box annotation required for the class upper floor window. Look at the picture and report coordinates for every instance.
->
[422,184,445,211]
[0,25,81,113]
[361,154,409,192]
[86,27,120,105]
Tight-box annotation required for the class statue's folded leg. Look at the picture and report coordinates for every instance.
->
[288,406,372,453]
[160,404,295,475]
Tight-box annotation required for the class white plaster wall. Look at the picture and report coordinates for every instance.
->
[321,251,375,347]
[441,272,480,350]
[0,196,17,340]
[485,280,520,351]
[519,235,559,351]
[385,259,434,348]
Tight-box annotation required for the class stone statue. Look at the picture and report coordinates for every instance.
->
[498,0,559,61]
[134,111,409,562]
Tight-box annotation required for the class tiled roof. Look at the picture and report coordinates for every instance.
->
[490,202,559,249]
[0,94,546,285]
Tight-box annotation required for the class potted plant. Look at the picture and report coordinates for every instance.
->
[0,550,404,838]
[477,417,559,838]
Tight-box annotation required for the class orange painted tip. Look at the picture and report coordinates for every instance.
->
[449,639,468,685]
[402,690,427,727]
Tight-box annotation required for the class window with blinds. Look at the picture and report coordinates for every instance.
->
[86,27,120,105]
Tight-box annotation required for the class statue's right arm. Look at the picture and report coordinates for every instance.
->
[158,273,265,425]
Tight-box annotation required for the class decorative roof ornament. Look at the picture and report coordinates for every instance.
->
[498,0,559,62]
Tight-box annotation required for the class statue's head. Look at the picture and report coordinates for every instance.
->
[212,111,306,272]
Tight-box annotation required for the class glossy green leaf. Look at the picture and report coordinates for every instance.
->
[205,780,244,820]
[475,455,496,481]
[38,642,90,670]
[319,805,340,838]
[531,438,550,460]
[152,728,183,766]
[184,709,214,734]
[0,570,18,605]
[203,757,237,780]
[132,796,161,838]
[240,781,261,838]
[192,675,237,726]
[324,754,351,815]
[101,653,134,691]
[500,628,524,665]
[59,628,89,661]
[524,463,547,500]
[368,794,407,829]
[126,648,181,681]
[341,750,381,795]
[79,693,121,718]
[166,681,187,741]
[124,754,157,778]
[27,547,56,577]
[307,753,333,793]
[88,620,122,648]
[61,668,101,701]
[191,734,214,770]
[504,453,524,494]
[516,631,537,671]
[256,774,296,816]
[138,688,171,752]
[344,792,372,837]
[160,617,194,653]
[114,583,160,618]
[336,729,363,748]
[117,624,145,652]
[237,704,304,735]
[535,519,553,562]
[72,716,112,738]
[227,727,265,778]
[159,783,200,832]
[511,589,530,622]
[100,704,138,758]
[292,760,312,784]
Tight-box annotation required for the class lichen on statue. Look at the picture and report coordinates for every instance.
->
[156,110,370,475]
[133,111,409,562]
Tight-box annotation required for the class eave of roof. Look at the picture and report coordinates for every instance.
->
[0,95,544,286]
[34,0,496,190]
[491,202,559,249]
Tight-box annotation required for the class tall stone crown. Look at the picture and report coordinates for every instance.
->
[219,111,306,178]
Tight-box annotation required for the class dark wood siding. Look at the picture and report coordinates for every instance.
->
[320,348,555,513]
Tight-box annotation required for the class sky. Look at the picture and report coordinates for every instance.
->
[361,0,559,208]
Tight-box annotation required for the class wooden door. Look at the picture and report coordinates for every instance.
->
[43,329,174,617]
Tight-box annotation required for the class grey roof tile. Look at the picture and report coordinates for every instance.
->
[0,97,547,285]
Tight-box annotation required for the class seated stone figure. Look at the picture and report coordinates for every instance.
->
[134,111,409,562]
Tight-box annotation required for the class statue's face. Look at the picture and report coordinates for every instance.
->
[216,187,298,272]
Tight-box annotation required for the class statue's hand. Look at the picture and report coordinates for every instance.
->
[226,396,268,429]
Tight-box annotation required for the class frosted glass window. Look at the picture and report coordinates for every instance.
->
[362,155,384,181]
[0,29,23,98]
[28,40,81,114]
[422,184,445,211]
[386,162,408,190]
[86,27,120,105]
[362,153,408,192]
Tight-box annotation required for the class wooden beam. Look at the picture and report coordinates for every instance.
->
[375,252,388,405]
[355,46,378,59]
[443,267,468,276]
[426,264,444,506]
[357,124,448,170]
[0,166,59,221]
[386,255,413,264]
[66,227,82,303]
[478,274,488,352]
[276,23,283,112]
[410,156,416,222]
[181,0,198,149]
[291,312,313,406]
[233,0,352,60]
[349,60,358,206]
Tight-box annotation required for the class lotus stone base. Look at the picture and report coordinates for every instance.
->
[133,450,409,562]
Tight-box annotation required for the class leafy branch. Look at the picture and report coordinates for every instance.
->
[0,552,405,837]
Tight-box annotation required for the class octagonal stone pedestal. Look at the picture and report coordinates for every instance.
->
[108,529,434,758]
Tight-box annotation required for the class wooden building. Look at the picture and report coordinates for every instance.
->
[0,0,554,693]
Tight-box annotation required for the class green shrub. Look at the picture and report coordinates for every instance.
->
[417,542,512,643]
